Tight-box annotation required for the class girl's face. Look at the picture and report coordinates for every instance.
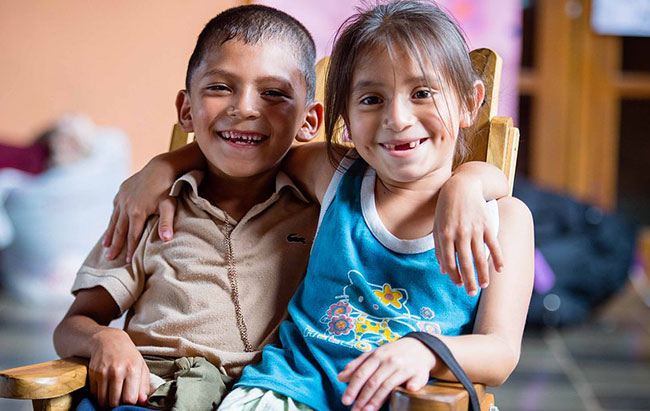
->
[347,45,473,188]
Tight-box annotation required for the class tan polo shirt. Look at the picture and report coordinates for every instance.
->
[72,170,318,378]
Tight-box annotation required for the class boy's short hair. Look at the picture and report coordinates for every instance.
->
[186,5,317,102]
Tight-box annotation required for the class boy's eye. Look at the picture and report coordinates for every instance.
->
[262,89,290,99]
[206,84,230,92]
[360,96,382,105]
[413,89,434,99]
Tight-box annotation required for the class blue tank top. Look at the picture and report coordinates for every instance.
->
[235,156,498,411]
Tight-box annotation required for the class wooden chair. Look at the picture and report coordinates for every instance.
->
[0,48,517,411]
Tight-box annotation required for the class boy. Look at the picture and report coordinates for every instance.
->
[53,5,322,410]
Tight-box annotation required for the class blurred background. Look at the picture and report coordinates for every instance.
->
[1,0,649,410]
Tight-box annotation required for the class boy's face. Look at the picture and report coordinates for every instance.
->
[178,39,319,180]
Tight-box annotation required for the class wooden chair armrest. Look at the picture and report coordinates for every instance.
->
[0,357,88,400]
[391,382,494,410]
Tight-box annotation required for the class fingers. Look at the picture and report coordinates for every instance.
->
[105,211,128,260]
[438,231,462,286]
[440,225,502,296]
[471,235,489,290]
[103,206,119,248]
[338,352,370,384]
[484,227,504,273]
[405,373,428,392]
[339,354,378,406]
[121,365,142,405]
[108,372,125,408]
[157,197,177,242]
[139,362,151,404]
[126,217,146,265]
[455,232,478,296]
[352,368,405,411]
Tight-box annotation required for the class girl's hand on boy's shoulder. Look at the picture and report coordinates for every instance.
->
[89,328,150,408]
[434,173,504,296]
[337,338,436,411]
[103,155,178,263]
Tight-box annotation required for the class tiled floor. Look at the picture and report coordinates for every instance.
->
[1,279,649,411]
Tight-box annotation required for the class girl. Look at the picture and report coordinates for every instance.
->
[215,1,534,410]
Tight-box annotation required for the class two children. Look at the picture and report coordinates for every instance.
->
[55,1,532,411]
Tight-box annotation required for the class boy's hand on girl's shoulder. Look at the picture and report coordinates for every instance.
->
[434,173,504,296]
[337,338,436,411]
[88,328,150,408]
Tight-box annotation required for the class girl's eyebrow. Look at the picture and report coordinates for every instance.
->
[352,79,383,92]
[405,75,440,87]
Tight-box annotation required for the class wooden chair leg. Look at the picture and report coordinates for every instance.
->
[32,393,74,411]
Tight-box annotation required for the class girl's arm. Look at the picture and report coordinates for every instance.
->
[104,142,205,262]
[338,196,534,410]
[282,141,336,204]
[53,287,150,408]
[435,161,509,295]
[104,140,333,261]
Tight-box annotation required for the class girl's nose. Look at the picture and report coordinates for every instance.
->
[228,89,261,119]
[382,97,415,132]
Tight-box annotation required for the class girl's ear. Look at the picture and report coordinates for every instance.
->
[460,80,486,128]
[176,90,194,132]
[296,101,324,142]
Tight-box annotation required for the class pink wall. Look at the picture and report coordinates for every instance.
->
[0,1,240,170]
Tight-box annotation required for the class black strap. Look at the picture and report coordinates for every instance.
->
[403,332,481,411]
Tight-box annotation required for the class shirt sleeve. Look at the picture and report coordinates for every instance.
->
[71,218,158,315]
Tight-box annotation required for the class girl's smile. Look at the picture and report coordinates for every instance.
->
[379,137,429,155]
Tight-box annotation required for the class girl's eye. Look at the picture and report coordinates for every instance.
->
[360,96,382,105]
[413,89,434,99]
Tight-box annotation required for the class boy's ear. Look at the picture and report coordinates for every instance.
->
[295,101,324,143]
[176,90,194,132]
[460,80,486,128]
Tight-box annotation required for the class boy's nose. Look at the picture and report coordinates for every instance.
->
[382,97,415,132]
[228,90,260,119]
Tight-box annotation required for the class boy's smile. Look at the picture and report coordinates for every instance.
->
[178,38,313,182]
[217,130,268,147]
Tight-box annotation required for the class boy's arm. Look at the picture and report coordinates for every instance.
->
[338,196,534,411]
[104,142,205,262]
[434,161,508,295]
[432,196,534,384]
[282,142,336,204]
[54,287,150,408]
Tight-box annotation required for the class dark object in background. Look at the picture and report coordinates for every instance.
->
[0,142,49,174]
[513,175,638,327]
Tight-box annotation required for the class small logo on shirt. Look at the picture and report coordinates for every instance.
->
[287,233,306,244]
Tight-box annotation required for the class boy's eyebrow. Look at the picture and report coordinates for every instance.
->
[257,75,296,92]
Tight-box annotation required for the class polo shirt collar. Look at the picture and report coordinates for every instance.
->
[169,170,309,203]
